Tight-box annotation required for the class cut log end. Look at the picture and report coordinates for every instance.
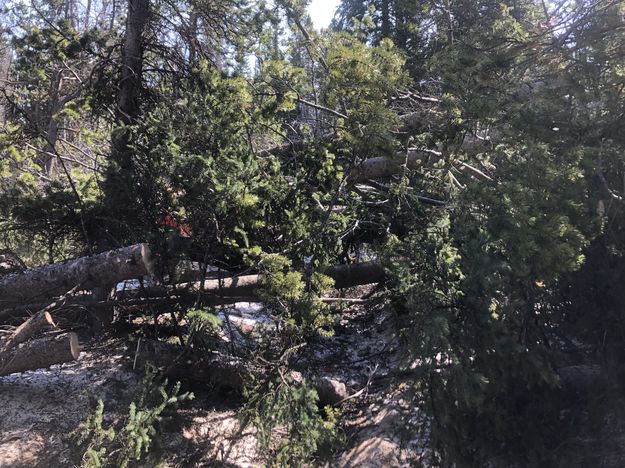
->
[68,332,80,360]
[43,311,55,328]
[140,243,154,274]
[0,332,81,376]
[1,309,59,354]
[0,243,155,305]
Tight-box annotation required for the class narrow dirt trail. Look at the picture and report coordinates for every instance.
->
[0,301,426,467]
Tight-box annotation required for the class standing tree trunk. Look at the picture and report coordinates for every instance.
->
[0,36,12,126]
[380,0,391,40]
[102,0,150,243]
[84,0,92,31]
[187,10,198,67]
[116,0,149,130]
[42,70,62,175]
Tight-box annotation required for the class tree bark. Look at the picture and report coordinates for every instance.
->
[0,332,80,376]
[42,70,62,175]
[324,262,386,288]
[0,243,153,305]
[116,0,149,129]
[0,310,56,354]
[348,148,431,182]
[182,261,385,294]
[102,0,150,242]
[0,37,10,126]
[380,0,391,39]
[136,339,247,389]
[118,261,385,301]
[135,340,348,405]
[84,0,92,31]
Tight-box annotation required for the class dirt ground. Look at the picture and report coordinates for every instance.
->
[0,301,425,467]
[4,299,623,467]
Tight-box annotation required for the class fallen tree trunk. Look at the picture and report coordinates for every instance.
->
[259,108,440,159]
[325,262,385,288]
[0,293,187,323]
[0,332,80,376]
[0,244,153,305]
[135,339,348,405]
[348,144,496,183]
[1,261,384,322]
[348,148,430,182]
[261,80,575,185]
[136,340,621,406]
[0,297,367,325]
[120,261,385,301]
[261,107,499,185]
[136,339,247,389]
[179,261,385,297]
[0,310,56,354]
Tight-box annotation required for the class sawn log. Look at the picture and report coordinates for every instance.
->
[0,243,153,305]
[0,332,81,376]
[0,262,385,323]
[119,261,385,301]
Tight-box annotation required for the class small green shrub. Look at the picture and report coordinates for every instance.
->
[242,374,344,466]
[72,365,194,467]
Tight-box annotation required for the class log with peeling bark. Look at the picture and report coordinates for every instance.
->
[0,332,80,376]
[0,243,153,306]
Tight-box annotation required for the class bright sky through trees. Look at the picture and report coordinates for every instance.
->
[308,0,340,29]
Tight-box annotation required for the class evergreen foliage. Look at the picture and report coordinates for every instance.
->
[242,375,344,466]
[3,0,625,464]
[72,365,194,467]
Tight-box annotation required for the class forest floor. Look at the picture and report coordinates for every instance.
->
[0,296,428,467]
[3,294,623,467]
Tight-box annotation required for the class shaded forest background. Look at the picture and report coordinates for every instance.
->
[2,0,625,465]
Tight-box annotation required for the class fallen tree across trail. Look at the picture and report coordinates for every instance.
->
[0,243,153,305]
[118,261,386,302]
[135,339,348,405]
[1,266,384,325]
[181,261,385,294]
[0,243,384,324]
